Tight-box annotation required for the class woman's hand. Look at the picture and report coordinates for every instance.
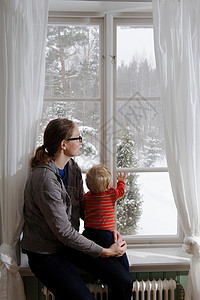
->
[100,240,127,258]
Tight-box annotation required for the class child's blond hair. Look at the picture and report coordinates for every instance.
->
[86,164,111,194]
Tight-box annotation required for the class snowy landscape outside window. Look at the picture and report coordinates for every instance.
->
[39,20,103,169]
[115,23,177,237]
[38,17,179,242]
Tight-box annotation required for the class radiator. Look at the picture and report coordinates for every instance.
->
[132,278,182,300]
[42,283,108,300]
[42,286,55,300]
[42,278,184,300]
[87,283,108,300]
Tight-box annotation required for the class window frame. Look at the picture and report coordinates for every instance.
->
[44,13,184,246]
[112,17,183,245]
[45,16,105,167]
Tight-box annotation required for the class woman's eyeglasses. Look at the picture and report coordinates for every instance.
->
[67,136,82,143]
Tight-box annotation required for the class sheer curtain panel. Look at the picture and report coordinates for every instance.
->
[153,1,200,299]
[0,0,49,299]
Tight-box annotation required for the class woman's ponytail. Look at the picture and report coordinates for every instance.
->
[30,145,50,168]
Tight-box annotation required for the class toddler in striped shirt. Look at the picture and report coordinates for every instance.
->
[82,164,131,273]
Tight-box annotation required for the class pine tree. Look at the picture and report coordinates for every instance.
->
[143,130,162,167]
[116,125,143,235]
[45,25,100,98]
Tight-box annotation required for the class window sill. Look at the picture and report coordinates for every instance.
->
[19,245,190,276]
[127,244,190,272]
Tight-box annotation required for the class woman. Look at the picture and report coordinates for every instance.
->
[21,118,133,300]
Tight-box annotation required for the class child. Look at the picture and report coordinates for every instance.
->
[82,163,130,272]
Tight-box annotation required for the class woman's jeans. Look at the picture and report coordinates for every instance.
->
[25,238,133,300]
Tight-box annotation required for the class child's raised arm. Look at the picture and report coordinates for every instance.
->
[118,172,126,182]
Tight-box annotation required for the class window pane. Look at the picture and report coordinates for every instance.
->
[116,26,165,168]
[136,172,177,235]
[45,24,101,99]
[116,99,166,168]
[38,100,101,169]
[117,172,177,236]
[117,27,159,98]
[116,24,177,238]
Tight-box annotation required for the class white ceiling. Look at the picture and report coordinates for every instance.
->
[49,0,152,14]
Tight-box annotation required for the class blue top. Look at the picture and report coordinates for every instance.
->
[58,163,68,187]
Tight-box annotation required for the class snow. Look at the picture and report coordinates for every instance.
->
[136,172,177,235]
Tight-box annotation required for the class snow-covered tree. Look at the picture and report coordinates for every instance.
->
[116,125,143,235]
[79,126,98,159]
[143,130,162,167]
[45,25,100,98]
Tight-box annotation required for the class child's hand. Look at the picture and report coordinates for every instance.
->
[118,172,126,182]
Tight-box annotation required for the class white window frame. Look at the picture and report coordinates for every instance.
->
[111,16,183,245]
[45,12,184,247]
[46,15,105,171]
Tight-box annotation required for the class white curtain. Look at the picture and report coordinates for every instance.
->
[152,0,200,299]
[0,0,49,299]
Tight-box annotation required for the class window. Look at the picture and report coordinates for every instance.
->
[39,15,182,245]
[39,18,104,170]
[114,20,179,243]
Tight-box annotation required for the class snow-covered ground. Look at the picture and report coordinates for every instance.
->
[136,172,177,235]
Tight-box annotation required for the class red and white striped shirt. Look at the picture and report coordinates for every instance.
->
[82,181,125,231]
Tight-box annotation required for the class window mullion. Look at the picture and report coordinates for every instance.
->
[104,14,114,176]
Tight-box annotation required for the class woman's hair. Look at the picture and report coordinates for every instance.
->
[86,164,111,194]
[31,118,75,168]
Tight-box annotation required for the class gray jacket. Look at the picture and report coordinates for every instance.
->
[65,158,84,231]
[21,160,102,257]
